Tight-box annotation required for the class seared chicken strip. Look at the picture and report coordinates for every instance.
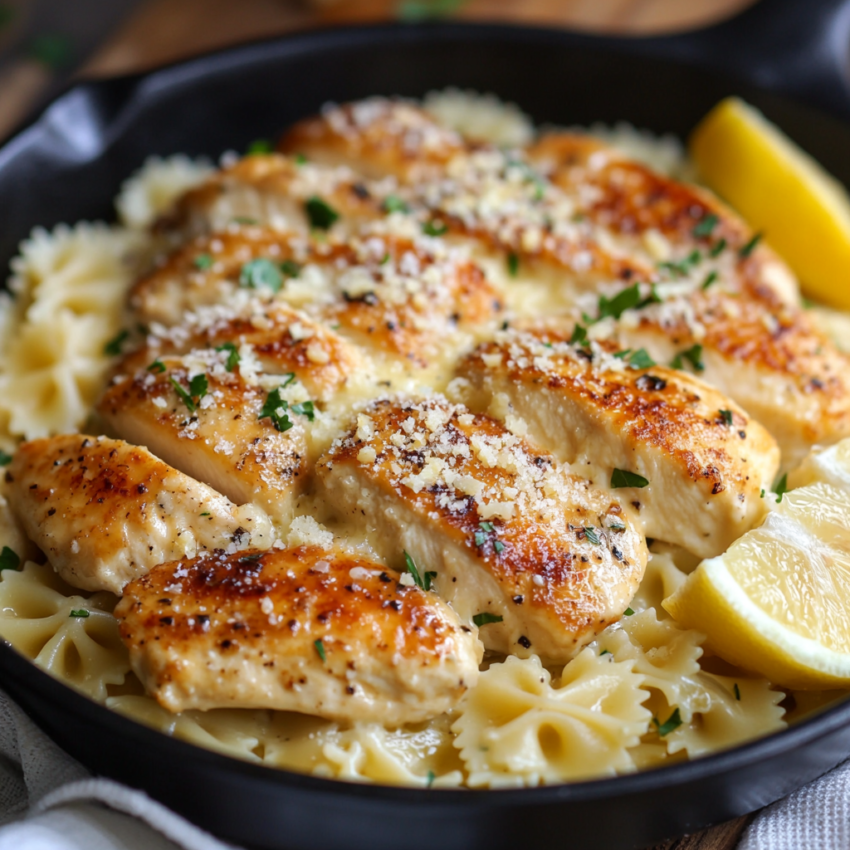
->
[131,226,502,368]
[8,435,272,594]
[457,330,780,557]
[116,545,481,723]
[98,352,310,526]
[317,396,647,662]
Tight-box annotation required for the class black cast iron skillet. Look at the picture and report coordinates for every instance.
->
[3,2,850,848]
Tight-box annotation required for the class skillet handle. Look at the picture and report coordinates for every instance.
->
[635,0,850,120]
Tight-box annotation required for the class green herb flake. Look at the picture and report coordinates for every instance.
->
[169,376,197,413]
[479,521,494,532]
[280,259,302,279]
[233,216,258,225]
[69,609,90,619]
[507,252,520,278]
[404,550,424,589]
[291,400,315,421]
[624,607,635,616]
[104,329,129,356]
[294,153,308,165]
[189,374,208,400]
[398,0,467,21]
[247,139,273,155]
[29,34,72,70]
[380,253,391,265]
[382,195,409,214]
[671,343,704,373]
[493,541,505,553]
[583,527,601,545]
[422,220,448,237]
[773,473,789,504]
[239,258,283,292]
[653,707,682,737]
[0,546,20,572]
[734,683,741,701]
[259,388,293,433]
[216,342,241,372]
[569,325,588,346]
[739,232,762,258]
[425,571,437,590]
[314,638,326,662]
[600,649,612,657]
[304,196,340,230]
[626,349,656,370]
[719,409,733,426]
[194,253,214,270]
[607,522,626,532]
[280,372,296,388]
[472,612,504,627]
[709,237,727,258]
[610,468,649,489]
[760,489,766,498]
[426,770,436,788]
[147,359,166,374]
[692,213,719,238]
[0,450,12,467]
[474,531,486,547]
[594,283,641,322]
[701,270,719,290]
[200,512,210,517]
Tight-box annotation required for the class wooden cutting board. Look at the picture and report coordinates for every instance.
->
[8,1,759,847]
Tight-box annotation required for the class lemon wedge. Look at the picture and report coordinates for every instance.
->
[664,440,850,688]
[690,97,850,310]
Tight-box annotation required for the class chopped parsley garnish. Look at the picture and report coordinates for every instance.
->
[426,770,436,787]
[701,270,719,290]
[507,252,519,278]
[709,237,727,258]
[594,283,641,321]
[200,512,210,517]
[472,612,504,627]
[607,522,626,531]
[671,343,704,373]
[147,359,166,374]
[259,388,293,432]
[653,707,682,737]
[216,342,240,372]
[194,253,213,270]
[600,649,611,656]
[610,468,649,489]
[739,232,762,258]
[624,608,635,616]
[719,409,733,426]
[692,213,719,238]
[104,329,129,356]
[760,488,766,498]
[291,400,315,421]
[280,372,297,388]
[493,541,505,554]
[569,324,588,346]
[380,253,391,265]
[422,220,448,237]
[239,258,283,292]
[734,683,741,701]
[304,196,340,230]
[247,139,273,155]
[314,639,326,662]
[398,0,467,21]
[0,546,20,572]
[583,527,601,545]
[382,195,409,214]
[658,250,701,277]
[280,259,302,279]
[233,216,258,225]
[294,153,308,165]
[0,450,12,467]
[773,473,789,503]
[69,609,90,618]
[474,531,486,547]
[403,550,434,591]
[479,521,494,532]
[169,374,208,413]
[625,349,656,370]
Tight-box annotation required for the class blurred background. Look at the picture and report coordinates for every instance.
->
[0,0,755,141]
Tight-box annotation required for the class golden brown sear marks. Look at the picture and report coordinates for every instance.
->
[7,435,272,594]
[115,545,481,722]
[97,356,309,527]
[457,330,780,557]
[317,395,647,663]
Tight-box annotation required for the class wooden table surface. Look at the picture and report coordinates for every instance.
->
[4,1,760,847]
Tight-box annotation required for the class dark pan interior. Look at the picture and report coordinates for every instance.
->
[2,22,850,850]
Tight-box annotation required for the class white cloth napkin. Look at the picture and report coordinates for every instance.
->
[1,687,847,850]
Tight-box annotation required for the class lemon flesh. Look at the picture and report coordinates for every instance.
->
[664,478,850,689]
[690,97,850,310]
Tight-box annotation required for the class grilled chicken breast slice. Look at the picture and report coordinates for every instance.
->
[115,545,481,723]
[130,226,502,368]
[98,354,309,527]
[317,396,647,663]
[457,331,780,557]
[8,435,272,594]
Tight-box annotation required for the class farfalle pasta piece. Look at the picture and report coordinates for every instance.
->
[452,652,651,786]
[0,561,130,701]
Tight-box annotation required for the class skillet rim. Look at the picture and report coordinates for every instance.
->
[2,18,850,810]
